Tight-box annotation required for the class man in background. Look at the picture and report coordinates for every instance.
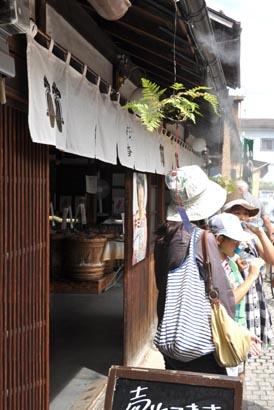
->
[266,194,274,222]
[235,179,274,242]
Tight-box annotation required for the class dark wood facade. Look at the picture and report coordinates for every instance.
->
[0,23,165,409]
[123,173,164,365]
[0,100,162,408]
[0,103,49,409]
[0,0,241,407]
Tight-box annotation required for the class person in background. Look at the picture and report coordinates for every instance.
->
[222,192,274,350]
[154,165,235,375]
[235,179,274,242]
[266,194,274,222]
[263,192,274,280]
[209,212,263,378]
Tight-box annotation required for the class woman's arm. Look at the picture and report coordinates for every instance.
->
[262,214,274,243]
[233,258,263,303]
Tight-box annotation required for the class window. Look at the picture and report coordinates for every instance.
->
[261,138,274,151]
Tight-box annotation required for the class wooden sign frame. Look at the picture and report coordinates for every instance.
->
[104,365,243,410]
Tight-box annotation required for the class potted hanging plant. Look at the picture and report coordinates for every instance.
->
[124,78,220,132]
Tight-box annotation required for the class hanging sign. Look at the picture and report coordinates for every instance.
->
[27,35,97,157]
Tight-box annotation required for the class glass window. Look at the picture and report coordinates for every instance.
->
[261,138,274,151]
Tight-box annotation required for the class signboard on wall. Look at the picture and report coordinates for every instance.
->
[132,173,147,265]
[104,366,243,410]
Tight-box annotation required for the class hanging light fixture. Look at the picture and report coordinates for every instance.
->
[86,0,131,21]
[185,134,207,152]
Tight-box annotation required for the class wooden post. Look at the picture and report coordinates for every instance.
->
[35,0,47,32]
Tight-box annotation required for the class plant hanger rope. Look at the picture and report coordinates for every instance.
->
[123,1,219,133]
[173,0,180,204]
[173,1,192,232]
[173,0,179,89]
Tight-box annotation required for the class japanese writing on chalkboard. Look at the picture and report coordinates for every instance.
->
[125,386,222,410]
[104,366,242,410]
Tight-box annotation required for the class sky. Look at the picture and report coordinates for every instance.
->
[206,0,274,119]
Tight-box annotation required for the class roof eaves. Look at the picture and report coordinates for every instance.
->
[178,0,241,159]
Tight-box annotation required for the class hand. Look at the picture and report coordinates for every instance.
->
[248,258,264,281]
[249,341,261,356]
[236,257,248,272]
[250,333,262,343]
[249,334,262,356]
[246,224,265,236]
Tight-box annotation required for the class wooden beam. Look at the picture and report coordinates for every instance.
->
[119,45,202,87]
[48,0,118,63]
[102,24,201,74]
[35,0,47,32]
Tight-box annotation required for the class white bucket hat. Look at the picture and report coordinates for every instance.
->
[165,165,227,222]
[209,213,250,241]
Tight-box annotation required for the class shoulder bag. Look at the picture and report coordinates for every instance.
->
[202,230,251,368]
[154,227,215,362]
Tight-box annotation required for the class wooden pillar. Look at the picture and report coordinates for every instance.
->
[222,121,231,180]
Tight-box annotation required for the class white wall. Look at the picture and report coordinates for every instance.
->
[240,129,274,163]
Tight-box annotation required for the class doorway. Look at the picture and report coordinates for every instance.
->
[49,150,125,408]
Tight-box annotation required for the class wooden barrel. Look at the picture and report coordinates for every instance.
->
[64,235,107,280]
[104,259,115,274]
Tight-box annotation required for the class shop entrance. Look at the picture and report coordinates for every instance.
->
[49,150,125,409]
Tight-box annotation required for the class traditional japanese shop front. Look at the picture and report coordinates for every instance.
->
[0,1,241,409]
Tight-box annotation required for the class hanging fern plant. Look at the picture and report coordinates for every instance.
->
[124,78,220,132]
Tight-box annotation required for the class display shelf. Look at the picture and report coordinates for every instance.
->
[50,271,117,294]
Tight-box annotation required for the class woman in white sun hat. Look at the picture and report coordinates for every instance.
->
[154,165,234,375]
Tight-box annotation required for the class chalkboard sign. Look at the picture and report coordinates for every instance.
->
[104,366,243,410]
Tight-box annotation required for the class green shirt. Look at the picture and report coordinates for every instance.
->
[222,257,247,328]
